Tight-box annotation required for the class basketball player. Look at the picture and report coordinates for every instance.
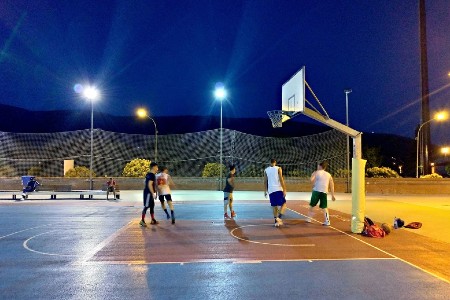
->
[223,165,236,219]
[140,162,159,227]
[156,167,176,224]
[264,159,287,227]
[307,161,336,226]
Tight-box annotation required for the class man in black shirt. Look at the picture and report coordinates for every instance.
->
[223,165,236,219]
[140,162,159,227]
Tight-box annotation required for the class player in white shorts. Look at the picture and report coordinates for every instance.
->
[156,167,176,224]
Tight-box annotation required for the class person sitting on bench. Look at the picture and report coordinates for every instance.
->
[106,177,117,200]
[21,177,40,200]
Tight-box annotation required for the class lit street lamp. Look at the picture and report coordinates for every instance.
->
[441,146,449,157]
[82,86,100,190]
[416,111,448,178]
[214,83,227,190]
[136,108,158,162]
[344,89,352,193]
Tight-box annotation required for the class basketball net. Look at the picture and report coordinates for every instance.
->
[267,110,291,128]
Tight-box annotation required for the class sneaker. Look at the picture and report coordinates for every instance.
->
[276,217,283,226]
[322,221,331,226]
[151,219,159,225]
[274,220,280,227]
[231,211,236,218]
[139,220,147,227]
[224,213,230,219]
[172,218,175,224]
[305,218,312,223]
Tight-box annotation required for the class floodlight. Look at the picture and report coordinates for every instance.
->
[83,86,100,101]
[214,87,226,100]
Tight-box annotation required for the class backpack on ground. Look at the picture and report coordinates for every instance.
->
[362,217,385,238]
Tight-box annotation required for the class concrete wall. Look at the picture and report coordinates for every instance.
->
[1,177,450,195]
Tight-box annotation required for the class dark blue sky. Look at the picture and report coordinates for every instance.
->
[0,1,449,143]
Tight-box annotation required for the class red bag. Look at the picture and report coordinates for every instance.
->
[404,222,422,229]
[362,217,385,238]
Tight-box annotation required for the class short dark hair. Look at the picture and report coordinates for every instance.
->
[150,162,158,168]
[319,161,328,170]
[160,166,168,172]
[270,159,276,164]
[229,165,235,171]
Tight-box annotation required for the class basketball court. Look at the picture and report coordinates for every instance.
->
[0,191,449,299]
[1,66,448,299]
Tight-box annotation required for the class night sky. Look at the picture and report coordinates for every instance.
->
[1,1,449,143]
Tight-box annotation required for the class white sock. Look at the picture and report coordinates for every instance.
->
[324,208,330,223]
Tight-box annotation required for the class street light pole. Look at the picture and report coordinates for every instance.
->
[214,84,227,191]
[90,99,94,190]
[136,108,158,162]
[344,89,352,193]
[417,119,433,178]
[81,86,100,191]
[416,112,448,177]
[220,98,223,190]
[149,117,158,162]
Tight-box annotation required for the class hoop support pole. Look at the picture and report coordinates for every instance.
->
[301,107,365,233]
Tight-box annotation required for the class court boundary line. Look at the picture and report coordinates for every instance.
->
[287,207,450,284]
[229,224,315,247]
[23,230,78,257]
[76,257,398,266]
[0,224,53,240]
[73,220,134,265]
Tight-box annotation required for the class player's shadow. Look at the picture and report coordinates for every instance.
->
[224,219,251,243]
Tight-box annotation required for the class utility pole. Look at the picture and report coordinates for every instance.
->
[419,0,431,175]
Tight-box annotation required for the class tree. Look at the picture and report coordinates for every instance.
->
[366,167,399,178]
[420,173,443,179]
[364,147,383,168]
[446,164,450,176]
[27,166,43,176]
[122,158,151,177]
[202,163,226,177]
[0,165,16,177]
[65,166,96,177]
[240,164,264,177]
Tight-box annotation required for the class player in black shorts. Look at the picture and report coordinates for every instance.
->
[223,165,236,219]
[140,162,159,227]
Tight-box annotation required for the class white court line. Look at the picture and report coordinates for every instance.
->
[287,207,450,284]
[0,224,53,240]
[23,230,78,257]
[230,224,315,247]
[76,257,397,266]
[73,220,134,265]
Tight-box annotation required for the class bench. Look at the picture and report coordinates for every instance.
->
[37,185,73,192]
[0,190,110,200]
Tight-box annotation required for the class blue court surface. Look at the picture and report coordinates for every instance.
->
[0,193,449,299]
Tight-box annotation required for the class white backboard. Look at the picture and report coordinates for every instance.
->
[282,66,305,117]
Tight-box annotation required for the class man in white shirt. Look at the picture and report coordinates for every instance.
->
[307,161,336,226]
[264,159,287,227]
[156,167,176,224]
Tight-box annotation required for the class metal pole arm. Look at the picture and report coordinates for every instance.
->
[417,117,435,134]
[303,108,360,138]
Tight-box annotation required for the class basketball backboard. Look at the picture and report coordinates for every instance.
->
[282,66,305,117]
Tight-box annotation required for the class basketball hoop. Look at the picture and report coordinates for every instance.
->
[267,110,291,128]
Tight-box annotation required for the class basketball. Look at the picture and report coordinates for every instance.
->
[381,223,392,235]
